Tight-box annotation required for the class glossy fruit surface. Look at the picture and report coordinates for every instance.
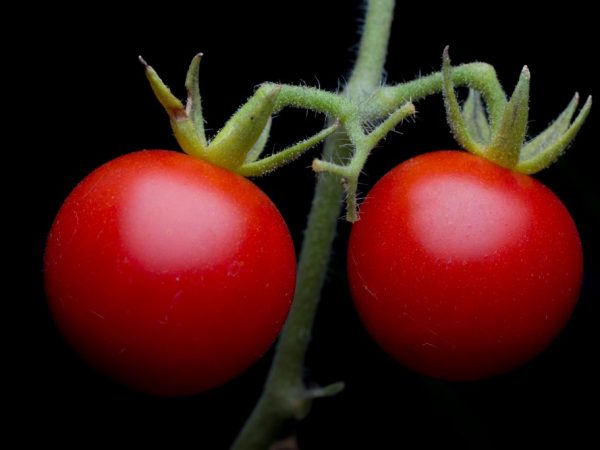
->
[45,150,296,395]
[348,151,582,380]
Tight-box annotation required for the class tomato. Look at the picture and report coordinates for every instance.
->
[348,151,582,381]
[44,150,296,396]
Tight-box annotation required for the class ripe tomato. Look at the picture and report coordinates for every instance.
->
[45,150,296,396]
[348,151,582,381]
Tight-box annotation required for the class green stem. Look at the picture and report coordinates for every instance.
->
[230,134,348,450]
[270,84,350,118]
[372,63,507,125]
[230,1,395,448]
[346,0,395,97]
[267,63,506,129]
[269,132,349,383]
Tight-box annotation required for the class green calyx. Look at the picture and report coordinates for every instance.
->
[442,47,591,173]
[141,55,337,177]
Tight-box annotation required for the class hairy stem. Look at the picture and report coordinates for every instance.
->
[346,0,395,97]
[230,1,395,448]
[372,63,507,124]
[270,84,350,118]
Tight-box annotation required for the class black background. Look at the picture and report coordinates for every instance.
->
[23,1,597,448]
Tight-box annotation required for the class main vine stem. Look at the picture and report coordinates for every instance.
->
[230,1,395,448]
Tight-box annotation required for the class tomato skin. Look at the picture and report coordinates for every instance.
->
[44,150,296,396]
[348,151,582,381]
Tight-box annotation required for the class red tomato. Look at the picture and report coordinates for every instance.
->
[348,151,582,380]
[45,150,296,396]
